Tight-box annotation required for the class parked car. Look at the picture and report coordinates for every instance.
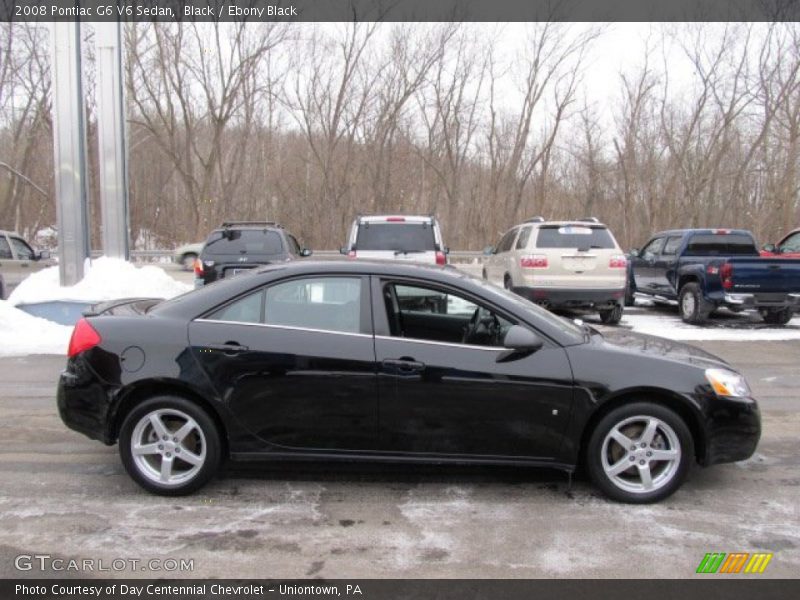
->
[0,229,55,299]
[194,221,311,287]
[58,260,760,503]
[628,229,800,325]
[0,273,5,301]
[760,228,800,258]
[173,243,204,271]
[482,218,627,324]
[341,214,448,265]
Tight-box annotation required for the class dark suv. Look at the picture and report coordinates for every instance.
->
[194,221,311,287]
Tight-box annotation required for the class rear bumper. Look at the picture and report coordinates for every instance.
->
[57,364,117,445]
[720,292,800,310]
[701,397,761,466]
[512,286,625,309]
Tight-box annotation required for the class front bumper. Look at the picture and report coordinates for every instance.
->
[512,286,625,309]
[701,396,761,466]
[57,363,117,445]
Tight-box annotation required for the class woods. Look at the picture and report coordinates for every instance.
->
[0,22,799,251]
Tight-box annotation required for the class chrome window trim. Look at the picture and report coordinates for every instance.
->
[194,318,373,339]
[374,335,503,352]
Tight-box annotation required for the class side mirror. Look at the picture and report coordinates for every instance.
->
[483,245,495,256]
[504,325,543,351]
[762,243,776,253]
[629,248,640,258]
[339,246,349,255]
[300,248,313,257]
[444,246,450,254]
[37,250,51,260]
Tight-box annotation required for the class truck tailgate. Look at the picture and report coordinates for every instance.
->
[728,257,800,294]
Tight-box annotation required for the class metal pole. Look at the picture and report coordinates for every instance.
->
[96,20,130,259]
[51,21,90,285]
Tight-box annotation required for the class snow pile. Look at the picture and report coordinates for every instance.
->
[8,257,190,306]
[622,311,800,341]
[0,300,73,356]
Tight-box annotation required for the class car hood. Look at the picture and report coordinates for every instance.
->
[591,327,731,370]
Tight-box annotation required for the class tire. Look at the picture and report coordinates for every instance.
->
[119,395,221,496]
[180,253,198,271]
[504,274,513,291]
[678,282,712,324]
[624,278,636,307]
[599,304,623,325]
[762,307,794,326]
[586,402,694,503]
[482,269,488,280]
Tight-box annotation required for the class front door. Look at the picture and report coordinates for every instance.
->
[189,275,378,452]
[373,278,574,460]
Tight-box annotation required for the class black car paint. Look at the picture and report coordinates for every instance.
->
[57,261,760,472]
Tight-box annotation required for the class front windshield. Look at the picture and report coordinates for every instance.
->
[467,273,586,342]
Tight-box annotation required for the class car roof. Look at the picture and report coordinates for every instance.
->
[357,215,436,224]
[527,220,609,228]
[649,229,754,237]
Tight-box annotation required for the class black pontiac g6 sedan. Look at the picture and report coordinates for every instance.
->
[57,261,760,503]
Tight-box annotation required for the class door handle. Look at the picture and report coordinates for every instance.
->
[206,342,249,355]
[382,358,425,374]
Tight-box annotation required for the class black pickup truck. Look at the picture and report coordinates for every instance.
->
[627,229,800,325]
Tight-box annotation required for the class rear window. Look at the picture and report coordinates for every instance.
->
[684,234,758,256]
[536,225,615,249]
[204,230,284,256]
[355,223,436,252]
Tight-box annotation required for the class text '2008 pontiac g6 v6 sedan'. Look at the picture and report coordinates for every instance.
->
[57,261,760,503]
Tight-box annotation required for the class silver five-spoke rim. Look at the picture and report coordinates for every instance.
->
[681,292,695,317]
[130,408,206,487]
[601,415,681,494]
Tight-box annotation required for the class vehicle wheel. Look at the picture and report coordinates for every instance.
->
[180,253,198,271]
[504,274,513,291]
[119,396,221,496]
[678,282,711,324]
[482,269,488,280]
[586,402,693,503]
[599,304,623,325]
[624,279,635,307]
[762,307,794,326]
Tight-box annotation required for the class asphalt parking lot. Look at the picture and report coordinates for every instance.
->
[0,336,797,580]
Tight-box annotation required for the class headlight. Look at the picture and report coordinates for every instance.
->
[705,368,751,398]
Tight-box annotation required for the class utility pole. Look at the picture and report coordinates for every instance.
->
[51,21,91,286]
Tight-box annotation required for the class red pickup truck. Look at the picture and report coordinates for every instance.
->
[761,229,800,258]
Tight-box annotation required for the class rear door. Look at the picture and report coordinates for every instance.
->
[534,225,623,289]
[486,228,519,284]
[189,275,379,451]
[630,236,666,292]
[651,235,683,293]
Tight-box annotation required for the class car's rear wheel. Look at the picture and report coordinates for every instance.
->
[586,402,693,503]
[678,282,711,324]
[119,396,221,496]
[180,253,198,271]
[599,304,623,325]
[504,274,513,290]
[761,307,793,326]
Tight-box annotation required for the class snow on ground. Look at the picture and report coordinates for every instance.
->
[2,257,191,357]
[7,256,190,306]
[0,300,73,356]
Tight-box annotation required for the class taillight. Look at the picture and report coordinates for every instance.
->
[720,262,734,289]
[193,258,204,276]
[521,254,548,268]
[609,255,627,268]
[67,318,101,358]
[435,251,447,265]
[347,250,357,259]
[385,217,406,222]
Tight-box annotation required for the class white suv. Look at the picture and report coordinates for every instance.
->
[341,215,448,265]
[482,218,627,324]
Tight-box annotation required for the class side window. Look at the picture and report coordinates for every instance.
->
[9,237,34,260]
[497,229,518,253]
[0,237,11,259]
[661,236,682,256]
[287,235,301,255]
[265,277,361,333]
[385,282,515,347]
[515,226,532,250]
[641,237,665,258]
[780,232,800,252]
[208,290,265,324]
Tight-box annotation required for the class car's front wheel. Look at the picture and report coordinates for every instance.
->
[586,402,693,503]
[119,396,221,496]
